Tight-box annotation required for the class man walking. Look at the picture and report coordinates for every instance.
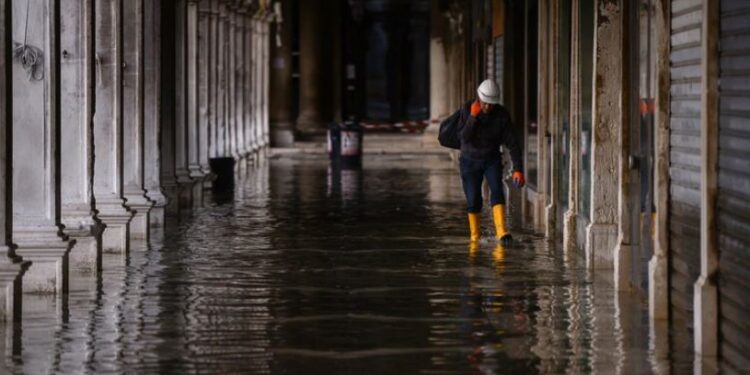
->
[454,79,525,244]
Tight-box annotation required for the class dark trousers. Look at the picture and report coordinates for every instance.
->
[459,156,505,213]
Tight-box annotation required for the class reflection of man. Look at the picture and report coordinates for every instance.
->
[462,244,507,371]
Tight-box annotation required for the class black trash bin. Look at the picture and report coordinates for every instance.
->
[328,121,363,168]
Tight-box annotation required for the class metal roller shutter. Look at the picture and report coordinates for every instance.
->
[668,0,702,326]
[718,0,750,371]
[495,36,504,104]
[487,42,495,80]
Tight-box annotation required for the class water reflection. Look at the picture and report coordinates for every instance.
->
[0,156,693,373]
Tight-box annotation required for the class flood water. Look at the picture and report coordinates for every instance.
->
[0,155,691,374]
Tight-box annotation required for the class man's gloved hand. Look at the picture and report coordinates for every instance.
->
[470,100,481,117]
[512,171,525,188]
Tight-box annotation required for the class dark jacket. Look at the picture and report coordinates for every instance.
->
[457,100,523,171]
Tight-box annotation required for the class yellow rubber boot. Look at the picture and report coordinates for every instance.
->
[492,204,512,244]
[468,213,481,242]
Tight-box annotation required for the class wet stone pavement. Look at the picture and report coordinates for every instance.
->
[0,155,691,374]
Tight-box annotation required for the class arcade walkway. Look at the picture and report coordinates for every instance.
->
[0,156,690,374]
[2,0,748,372]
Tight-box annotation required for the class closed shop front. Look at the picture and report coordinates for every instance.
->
[668,0,702,330]
[718,0,750,370]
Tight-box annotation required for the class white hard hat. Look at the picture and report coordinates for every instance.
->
[477,79,501,104]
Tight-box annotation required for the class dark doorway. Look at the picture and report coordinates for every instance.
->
[362,0,430,123]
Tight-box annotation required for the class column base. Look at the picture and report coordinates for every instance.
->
[178,187,193,213]
[648,253,669,320]
[250,142,260,156]
[537,199,547,231]
[129,210,150,241]
[585,222,618,270]
[161,181,180,217]
[271,127,294,147]
[200,166,214,191]
[296,116,324,135]
[562,209,577,255]
[202,177,214,191]
[191,181,204,209]
[189,166,207,210]
[694,275,718,357]
[149,206,166,228]
[545,203,557,241]
[101,221,129,254]
[96,196,133,251]
[614,240,633,291]
[176,173,195,212]
[67,231,101,274]
[244,150,257,169]
[62,211,103,274]
[13,228,72,294]
[0,256,30,323]
[145,188,168,228]
[124,191,154,241]
[235,161,246,189]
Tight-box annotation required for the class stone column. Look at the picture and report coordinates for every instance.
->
[563,0,581,255]
[428,1,449,122]
[255,15,265,152]
[123,0,154,240]
[248,12,258,156]
[227,6,239,160]
[234,7,247,158]
[174,0,195,211]
[12,0,73,293]
[648,0,670,321]
[251,13,259,155]
[160,0,180,217]
[545,0,561,240]
[216,2,227,158]
[296,0,324,132]
[208,0,220,160]
[585,0,625,270]
[270,0,294,147]
[262,15,271,149]
[694,0,719,358]
[613,0,634,290]
[252,16,261,157]
[60,0,102,272]
[233,8,250,181]
[536,0,551,231]
[0,0,28,321]
[144,0,168,227]
[198,0,212,182]
[94,0,133,252]
[186,0,205,208]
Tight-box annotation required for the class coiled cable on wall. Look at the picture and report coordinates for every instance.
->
[12,0,44,81]
[13,42,44,81]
